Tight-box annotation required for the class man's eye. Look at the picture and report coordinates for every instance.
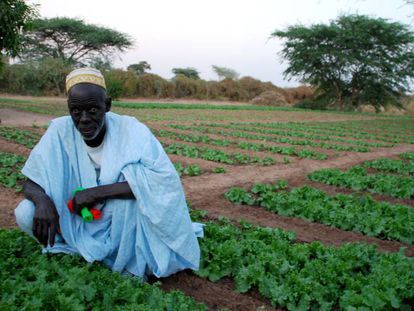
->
[72,108,80,114]
[90,108,98,113]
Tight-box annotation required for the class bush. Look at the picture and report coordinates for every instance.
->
[250,90,288,106]
[239,76,280,101]
[213,78,249,101]
[0,58,73,96]
[293,96,331,110]
[104,69,138,99]
[173,74,207,99]
[137,73,174,98]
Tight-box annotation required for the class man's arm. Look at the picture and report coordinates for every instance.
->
[23,179,61,247]
[72,182,135,213]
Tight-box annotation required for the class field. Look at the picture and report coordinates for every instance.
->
[1,96,414,310]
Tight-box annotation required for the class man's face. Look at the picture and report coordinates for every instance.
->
[67,83,109,141]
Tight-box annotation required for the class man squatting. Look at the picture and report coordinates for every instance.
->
[15,67,203,278]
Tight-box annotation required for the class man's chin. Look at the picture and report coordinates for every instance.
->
[80,131,98,141]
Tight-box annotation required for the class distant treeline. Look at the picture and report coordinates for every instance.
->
[0,59,312,105]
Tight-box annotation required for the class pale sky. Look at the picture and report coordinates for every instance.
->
[30,0,412,87]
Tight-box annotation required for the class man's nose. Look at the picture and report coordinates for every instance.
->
[80,111,89,123]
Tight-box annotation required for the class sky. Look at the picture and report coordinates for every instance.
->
[30,0,412,87]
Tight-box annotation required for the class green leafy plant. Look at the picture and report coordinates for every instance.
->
[183,164,202,176]
[197,219,414,310]
[0,229,206,310]
[0,152,26,191]
[213,167,226,173]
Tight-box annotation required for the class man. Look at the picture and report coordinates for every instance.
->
[14,67,202,278]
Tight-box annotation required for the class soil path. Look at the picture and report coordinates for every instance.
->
[0,108,53,127]
[158,271,277,311]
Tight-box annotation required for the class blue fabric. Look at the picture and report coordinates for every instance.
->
[20,112,202,278]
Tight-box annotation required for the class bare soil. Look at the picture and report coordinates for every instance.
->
[0,108,53,127]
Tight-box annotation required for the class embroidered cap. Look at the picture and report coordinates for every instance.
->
[66,67,106,92]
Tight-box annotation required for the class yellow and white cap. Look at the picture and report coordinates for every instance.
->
[66,67,106,92]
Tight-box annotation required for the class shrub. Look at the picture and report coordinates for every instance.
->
[173,74,207,99]
[137,73,174,98]
[250,90,288,106]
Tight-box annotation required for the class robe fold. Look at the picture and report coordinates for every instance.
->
[18,112,202,278]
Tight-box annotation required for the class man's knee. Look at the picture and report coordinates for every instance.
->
[15,200,35,237]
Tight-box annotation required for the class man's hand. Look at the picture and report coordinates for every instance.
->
[32,197,61,247]
[72,188,103,216]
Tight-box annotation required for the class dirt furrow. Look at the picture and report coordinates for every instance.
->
[157,271,277,311]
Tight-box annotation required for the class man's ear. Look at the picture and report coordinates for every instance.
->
[105,97,112,112]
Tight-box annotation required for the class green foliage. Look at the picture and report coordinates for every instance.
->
[401,152,414,160]
[0,229,206,310]
[21,17,133,65]
[0,126,41,148]
[226,182,414,245]
[127,61,151,75]
[273,14,414,110]
[212,167,226,173]
[104,69,138,99]
[363,158,414,175]
[183,164,202,176]
[0,152,26,191]
[172,75,207,98]
[224,187,255,205]
[136,73,174,98]
[198,219,414,310]
[212,65,239,80]
[0,58,73,95]
[308,165,414,199]
[164,142,275,166]
[172,67,200,80]
[174,162,202,177]
[0,0,37,69]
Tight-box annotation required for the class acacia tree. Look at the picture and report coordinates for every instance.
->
[20,17,133,65]
[127,61,151,75]
[0,0,37,69]
[212,65,239,80]
[272,15,414,111]
[172,67,200,80]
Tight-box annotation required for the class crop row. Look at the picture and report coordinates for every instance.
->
[0,229,205,310]
[363,156,414,175]
[308,166,414,199]
[0,126,41,148]
[156,129,327,160]
[196,216,414,310]
[174,162,203,176]
[206,122,394,148]
[164,142,275,165]
[284,120,414,143]
[0,152,26,192]
[169,124,371,152]
[224,182,414,245]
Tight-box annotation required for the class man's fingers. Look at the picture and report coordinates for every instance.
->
[49,223,56,247]
[41,221,49,247]
[32,220,40,243]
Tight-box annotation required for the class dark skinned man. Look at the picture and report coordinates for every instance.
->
[15,67,202,278]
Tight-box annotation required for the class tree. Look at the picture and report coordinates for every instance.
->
[212,65,239,80]
[272,15,414,111]
[0,0,37,69]
[20,17,133,65]
[172,67,200,80]
[127,61,151,75]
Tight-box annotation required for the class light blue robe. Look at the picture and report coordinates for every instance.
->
[16,112,202,278]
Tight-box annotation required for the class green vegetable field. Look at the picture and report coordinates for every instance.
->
[1,96,414,310]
